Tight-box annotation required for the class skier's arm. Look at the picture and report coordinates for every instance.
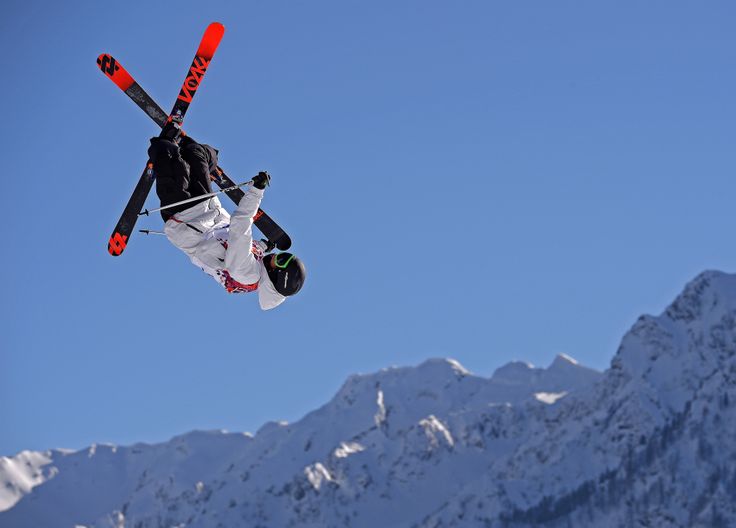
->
[224,186,265,283]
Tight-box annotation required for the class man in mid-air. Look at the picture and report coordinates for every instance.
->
[147,123,306,310]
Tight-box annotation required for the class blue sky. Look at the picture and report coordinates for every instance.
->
[1,0,735,455]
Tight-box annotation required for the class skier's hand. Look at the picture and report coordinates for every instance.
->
[210,167,223,182]
[261,238,276,253]
[148,137,179,161]
[252,171,271,190]
[161,119,182,142]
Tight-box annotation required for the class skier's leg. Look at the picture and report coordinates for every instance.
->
[149,138,188,218]
[148,137,204,221]
[179,137,218,198]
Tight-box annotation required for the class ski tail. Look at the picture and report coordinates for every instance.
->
[104,22,226,256]
[108,163,154,256]
[97,54,168,127]
[96,54,134,91]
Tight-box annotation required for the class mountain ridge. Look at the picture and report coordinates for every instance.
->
[2,270,735,527]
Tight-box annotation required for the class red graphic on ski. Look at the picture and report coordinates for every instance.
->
[97,54,134,91]
[173,22,224,111]
[108,232,128,256]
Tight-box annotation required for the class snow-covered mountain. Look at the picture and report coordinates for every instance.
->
[2,270,736,527]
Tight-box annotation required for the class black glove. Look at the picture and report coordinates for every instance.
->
[261,238,276,253]
[161,119,182,142]
[252,171,271,190]
[148,136,179,161]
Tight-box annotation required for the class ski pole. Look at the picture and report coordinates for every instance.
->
[138,179,253,217]
[139,229,167,236]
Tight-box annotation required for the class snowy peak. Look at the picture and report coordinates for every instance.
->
[336,357,470,397]
[489,360,536,385]
[664,270,736,325]
[0,450,56,512]
[543,353,601,392]
[321,358,480,443]
[549,352,578,369]
[489,353,602,397]
[611,270,736,413]
[328,355,599,428]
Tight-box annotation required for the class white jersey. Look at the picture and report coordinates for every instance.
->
[163,186,286,310]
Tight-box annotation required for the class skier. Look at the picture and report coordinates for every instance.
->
[147,123,306,310]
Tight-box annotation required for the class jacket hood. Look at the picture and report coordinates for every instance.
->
[257,262,286,310]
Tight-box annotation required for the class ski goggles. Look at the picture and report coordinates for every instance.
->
[272,253,295,269]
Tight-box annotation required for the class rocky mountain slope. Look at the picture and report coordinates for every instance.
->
[2,270,735,528]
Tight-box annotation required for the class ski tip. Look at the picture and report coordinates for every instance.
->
[108,232,129,256]
[97,53,134,91]
[208,21,226,34]
[197,22,226,59]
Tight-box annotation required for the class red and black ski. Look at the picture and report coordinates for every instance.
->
[96,53,292,250]
[101,22,225,256]
[96,54,168,126]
